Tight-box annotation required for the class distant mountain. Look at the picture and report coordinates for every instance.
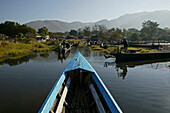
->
[25,10,170,32]
[109,10,170,29]
[26,20,90,32]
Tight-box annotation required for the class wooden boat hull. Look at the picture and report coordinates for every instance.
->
[114,52,170,62]
[59,47,71,55]
[39,52,122,113]
[129,44,161,49]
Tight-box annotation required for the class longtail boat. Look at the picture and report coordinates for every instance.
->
[39,52,122,113]
[113,52,170,62]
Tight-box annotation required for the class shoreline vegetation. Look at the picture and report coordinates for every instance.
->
[0,39,157,62]
[88,44,156,54]
[0,20,170,63]
[0,21,61,62]
[0,38,163,63]
[0,40,59,62]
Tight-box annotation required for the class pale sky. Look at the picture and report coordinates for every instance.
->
[0,0,170,24]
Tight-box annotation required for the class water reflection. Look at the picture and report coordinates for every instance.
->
[116,64,127,79]
[0,54,37,66]
[0,49,72,66]
[40,52,49,58]
[104,58,170,79]
[104,62,115,67]
[0,50,72,66]
[0,52,54,66]
[58,50,70,63]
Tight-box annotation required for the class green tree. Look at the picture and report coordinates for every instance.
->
[49,32,65,39]
[0,21,36,38]
[0,34,9,40]
[78,28,83,36]
[108,28,122,41]
[127,28,140,41]
[109,32,121,41]
[69,29,77,36]
[164,28,170,41]
[115,28,122,34]
[83,26,91,38]
[108,28,115,33]
[38,26,49,39]
[15,33,24,41]
[122,28,128,37]
[92,24,99,35]
[157,28,168,41]
[98,25,107,41]
[130,33,139,41]
[141,20,159,40]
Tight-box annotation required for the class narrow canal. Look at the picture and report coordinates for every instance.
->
[0,47,170,113]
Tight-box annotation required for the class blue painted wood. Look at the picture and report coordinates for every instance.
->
[92,73,122,113]
[38,72,67,113]
[38,51,123,113]
[64,51,95,72]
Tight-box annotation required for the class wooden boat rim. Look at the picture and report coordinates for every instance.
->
[38,51,122,113]
[113,51,170,55]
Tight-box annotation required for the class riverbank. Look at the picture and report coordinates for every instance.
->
[0,40,53,62]
[89,45,156,54]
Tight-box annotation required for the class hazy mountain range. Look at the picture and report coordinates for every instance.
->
[26,10,170,32]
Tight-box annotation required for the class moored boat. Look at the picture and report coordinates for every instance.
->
[113,52,170,62]
[59,46,71,55]
[39,52,122,113]
[129,43,162,49]
[59,42,72,55]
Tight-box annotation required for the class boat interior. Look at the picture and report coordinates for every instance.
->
[50,69,111,113]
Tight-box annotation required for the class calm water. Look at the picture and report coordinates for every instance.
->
[0,47,170,113]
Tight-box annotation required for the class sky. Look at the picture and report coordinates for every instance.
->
[0,0,170,24]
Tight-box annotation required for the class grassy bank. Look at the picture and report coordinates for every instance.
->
[89,45,156,54]
[0,40,52,61]
[89,45,110,53]
[65,39,86,42]
[78,43,87,47]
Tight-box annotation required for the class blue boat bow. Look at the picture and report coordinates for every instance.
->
[39,51,122,113]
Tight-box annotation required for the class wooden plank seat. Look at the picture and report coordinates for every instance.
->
[89,84,106,113]
[55,77,71,113]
